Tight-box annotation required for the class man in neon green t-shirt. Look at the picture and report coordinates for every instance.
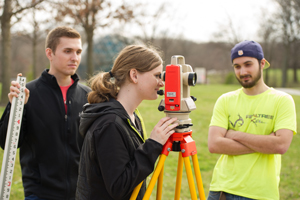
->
[207,40,297,200]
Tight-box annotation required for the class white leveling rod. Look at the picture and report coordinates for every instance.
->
[0,76,26,199]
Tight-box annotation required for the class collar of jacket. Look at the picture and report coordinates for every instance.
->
[41,69,79,88]
[127,118,145,142]
[126,108,147,143]
[108,98,148,142]
[134,108,148,140]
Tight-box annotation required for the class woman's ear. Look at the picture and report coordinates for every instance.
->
[129,68,138,83]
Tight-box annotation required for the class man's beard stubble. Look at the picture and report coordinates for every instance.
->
[235,65,262,88]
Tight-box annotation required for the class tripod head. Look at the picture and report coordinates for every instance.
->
[158,55,197,133]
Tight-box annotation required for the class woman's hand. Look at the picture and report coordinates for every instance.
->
[150,117,178,145]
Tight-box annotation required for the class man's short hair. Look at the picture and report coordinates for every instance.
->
[45,26,81,54]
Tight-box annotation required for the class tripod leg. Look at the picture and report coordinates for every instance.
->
[174,152,184,200]
[142,154,167,200]
[130,181,144,200]
[183,157,198,200]
[156,163,164,200]
[192,154,206,200]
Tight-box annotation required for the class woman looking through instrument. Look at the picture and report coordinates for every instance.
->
[76,44,178,200]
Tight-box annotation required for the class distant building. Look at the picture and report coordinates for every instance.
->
[194,68,206,84]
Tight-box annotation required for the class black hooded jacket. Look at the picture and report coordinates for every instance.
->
[76,99,163,200]
[0,70,91,199]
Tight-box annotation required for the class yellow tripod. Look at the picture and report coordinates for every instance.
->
[130,130,206,200]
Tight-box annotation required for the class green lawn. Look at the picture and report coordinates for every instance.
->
[0,84,299,199]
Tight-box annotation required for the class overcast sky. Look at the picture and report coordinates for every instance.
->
[111,0,279,43]
[175,0,278,42]
[15,0,279,44]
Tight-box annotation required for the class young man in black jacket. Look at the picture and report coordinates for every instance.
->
[0,26,91,200]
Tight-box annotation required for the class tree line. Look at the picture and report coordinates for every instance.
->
[1,0,300,105]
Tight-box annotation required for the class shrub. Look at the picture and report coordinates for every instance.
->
[224,72,238,84]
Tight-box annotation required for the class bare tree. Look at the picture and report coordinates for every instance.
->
[274,0,300,87]
[290,39,300,84]
[53,0,135,78]
[19,2,54,80]
[155,30,175,63]
[133,3,168,45]
[211,13,241,45]
[128,2,184,49]
[258,15,278,85]
[291,0,300,83]
[26,7,47,80]
[0,0,45,104]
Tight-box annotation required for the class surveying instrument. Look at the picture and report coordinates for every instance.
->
[130,56,206,200]
[0,75,26,200]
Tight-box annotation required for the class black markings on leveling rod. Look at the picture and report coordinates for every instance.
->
[0,76,26,200]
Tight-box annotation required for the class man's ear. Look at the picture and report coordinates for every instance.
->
[45,48,53,61]
[261,58,266,69]
[129,68,138,83]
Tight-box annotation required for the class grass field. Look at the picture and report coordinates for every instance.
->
[0,84,299,199]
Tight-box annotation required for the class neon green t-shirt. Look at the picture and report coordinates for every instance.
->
[209,88,297,200]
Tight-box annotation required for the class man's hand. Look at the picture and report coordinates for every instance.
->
[8,73,30,104]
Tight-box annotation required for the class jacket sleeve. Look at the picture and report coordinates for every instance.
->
[94,122,162,199]
[0,102,26,149]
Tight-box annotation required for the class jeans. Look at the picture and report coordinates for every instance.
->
[207,191,255,200]
[25,195,47,200]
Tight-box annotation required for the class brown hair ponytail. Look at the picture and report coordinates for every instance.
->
[87,72,118,103]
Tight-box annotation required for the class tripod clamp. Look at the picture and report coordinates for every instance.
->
[161,129,196,158]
